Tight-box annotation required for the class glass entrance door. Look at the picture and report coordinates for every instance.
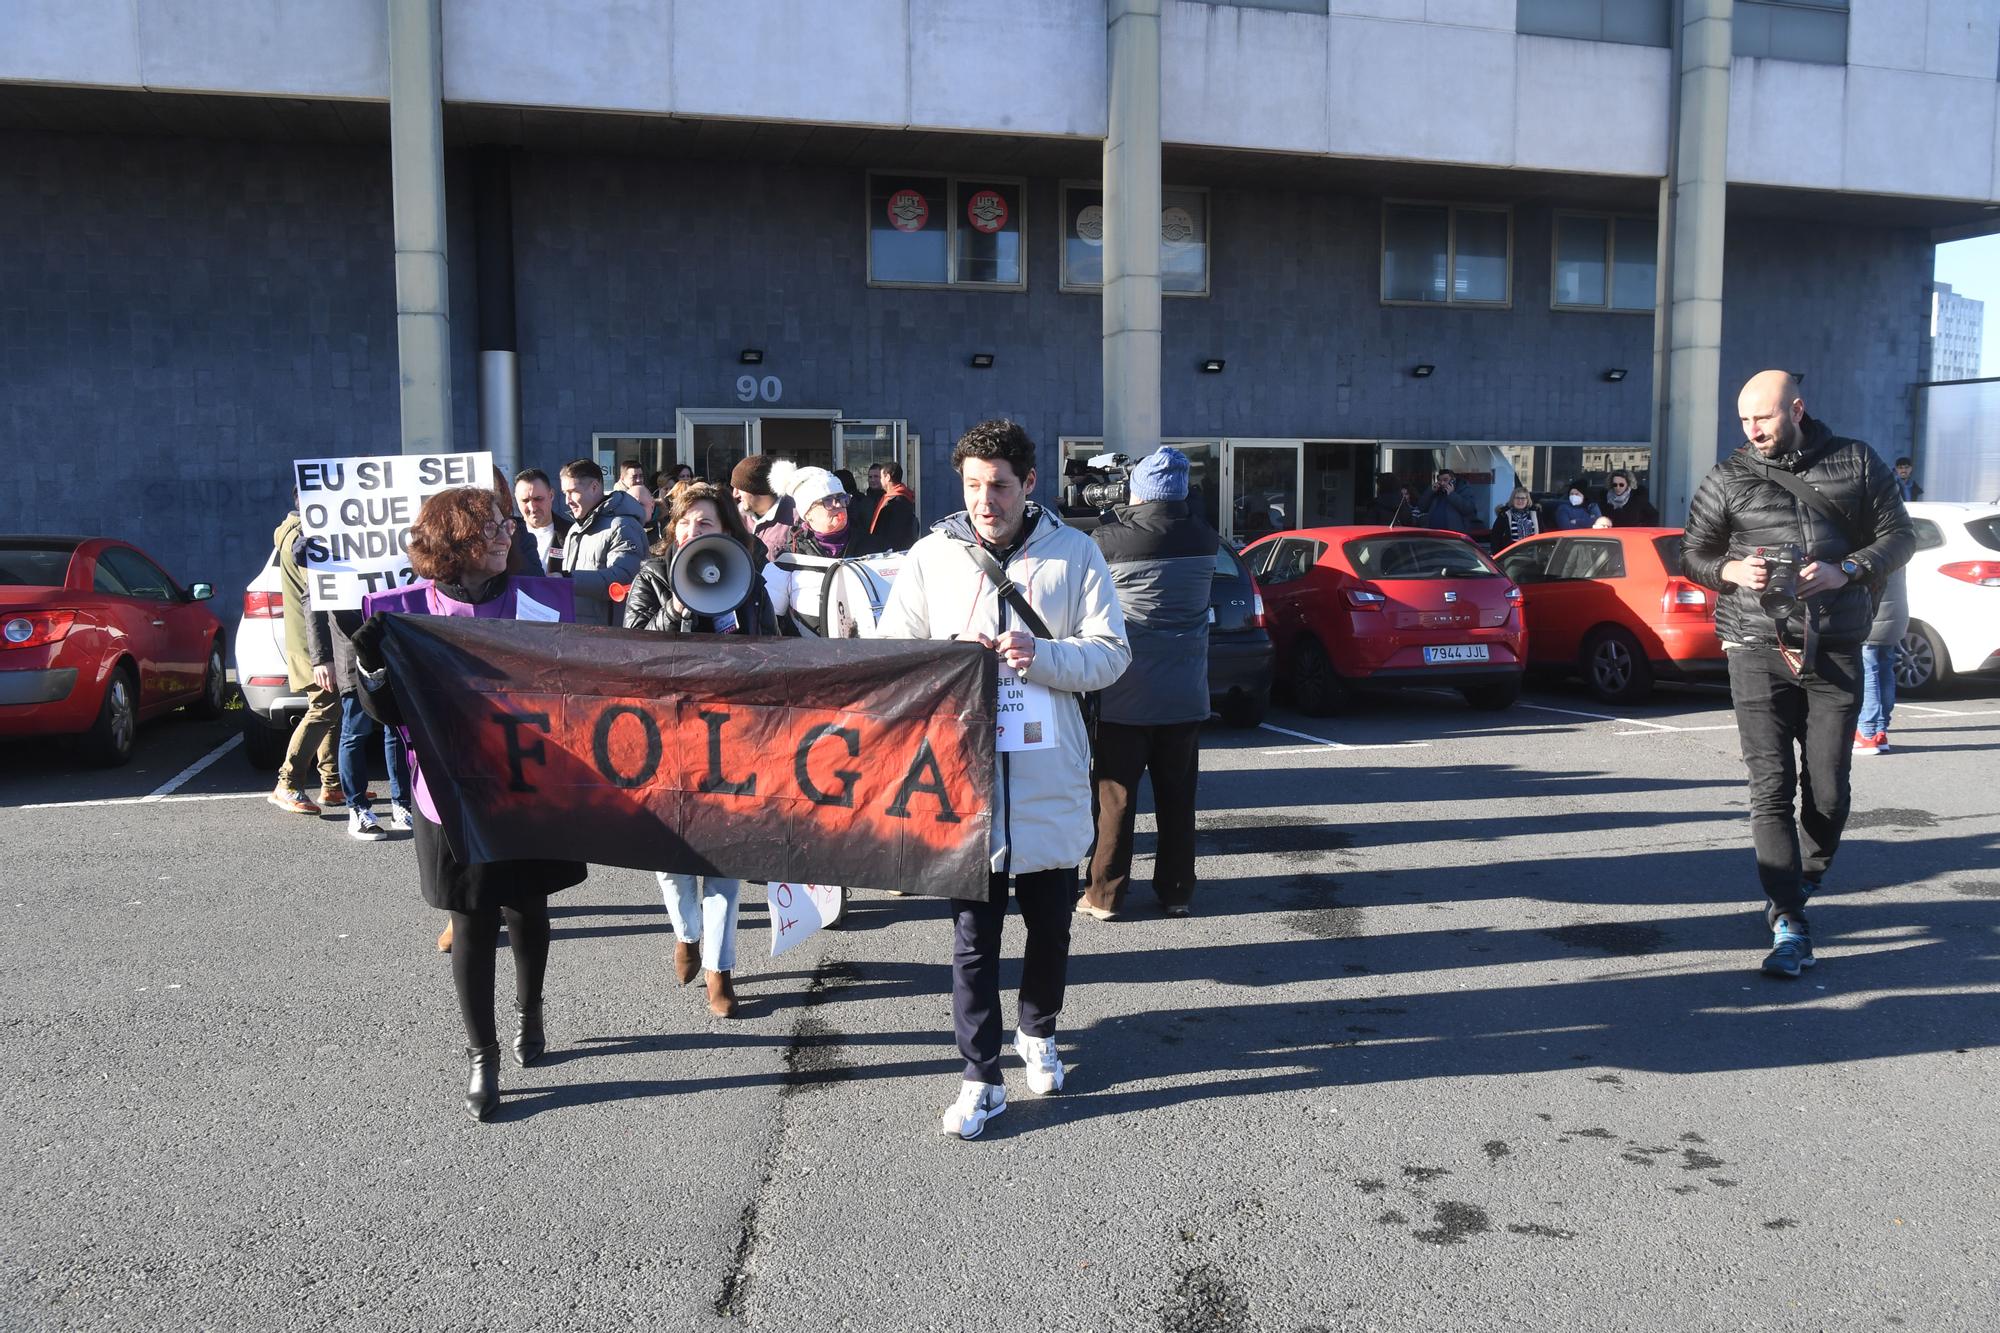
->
[675,410,842,484]
[1222,440,1303,548]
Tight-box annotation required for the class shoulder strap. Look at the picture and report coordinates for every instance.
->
[963,542,1053,639]
[1757,464,1871,552]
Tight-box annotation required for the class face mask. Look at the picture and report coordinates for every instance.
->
[1568,493,1583,506]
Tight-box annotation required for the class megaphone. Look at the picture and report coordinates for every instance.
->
[669,532,753,618]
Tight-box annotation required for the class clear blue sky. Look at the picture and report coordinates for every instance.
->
[1934,232,2000,376]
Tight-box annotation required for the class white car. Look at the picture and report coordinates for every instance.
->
[233,546,309,769]
[1898,501,2000,693]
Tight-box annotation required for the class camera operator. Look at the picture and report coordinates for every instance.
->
[1683,370,1913,979]
[1081,447,1219,920]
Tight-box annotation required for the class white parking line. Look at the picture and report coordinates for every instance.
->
[140,733,243,802]
[1255,723,1429,752]
[1515,701,1678,732]
[1895,703,2000,718]
[20,791,267,812]
[1614,724,1740,736]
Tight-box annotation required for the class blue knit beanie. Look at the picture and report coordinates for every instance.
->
[1129,447,1190,502]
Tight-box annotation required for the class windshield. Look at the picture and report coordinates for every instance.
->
[1343,535,1499,580]
[0,543,77,587]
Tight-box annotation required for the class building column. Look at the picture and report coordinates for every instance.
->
[388,0,453,456]
[473,148,521,476]
[1102,0,1162,462]
[1652,0,1731,522]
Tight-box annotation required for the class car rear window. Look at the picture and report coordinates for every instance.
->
[1652,535,1686,576]
[1213,548,1243,578]
[1966,516,2000,553]
[0,544,76,587]
[1343,535,1498,580]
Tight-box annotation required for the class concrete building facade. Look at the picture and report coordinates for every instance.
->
[1929,281,1985,382]
[4,0,1998,607]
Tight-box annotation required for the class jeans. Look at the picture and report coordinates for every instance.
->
[658,873,740,972]
[1086,720,1203,912]
[338,692,410,810]
[1726,644,1864,929]
[951,867,1075,1085]
[1858,642,1898,738]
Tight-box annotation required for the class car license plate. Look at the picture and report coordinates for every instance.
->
[1423,644,1490,665]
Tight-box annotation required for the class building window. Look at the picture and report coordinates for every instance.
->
[1382,202,1512,307]
[1734,0,1848,65]
[1060,184,1210,297]
[867,172,1025,290]
[1552,213,1657,313]
[1517,0,1671,47]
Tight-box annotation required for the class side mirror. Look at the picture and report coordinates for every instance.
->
[189,582,214,601]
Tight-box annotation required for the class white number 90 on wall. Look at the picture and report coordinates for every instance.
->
[736,374,783,404]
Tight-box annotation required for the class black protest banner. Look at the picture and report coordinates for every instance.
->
[379,616,997,901]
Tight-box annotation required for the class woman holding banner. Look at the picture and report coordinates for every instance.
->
[624,483,775,1017]
[350,486,586,1122]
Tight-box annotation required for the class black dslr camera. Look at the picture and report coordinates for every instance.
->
[1063,452,1132,514]
[1756,543,1802,618]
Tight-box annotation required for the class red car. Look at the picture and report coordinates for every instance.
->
[1494,526,1723,703]
[1243,526,1526,714]
[1,536,227,765]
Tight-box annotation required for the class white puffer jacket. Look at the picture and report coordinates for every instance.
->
[877,506,1130,875]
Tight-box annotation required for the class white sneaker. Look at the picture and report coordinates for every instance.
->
[939,1080,1006,1139]
[1012,1029,1066,1096]
[348,807,387,841]
[388,802,414,831]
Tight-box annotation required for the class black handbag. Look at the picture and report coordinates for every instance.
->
[962,543,1101,743]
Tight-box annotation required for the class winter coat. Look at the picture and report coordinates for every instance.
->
[1418,485,1480,536]
[1603,491,1661,527]
[624,543,777,637]
[1682,415,1915,649]
[523,514,571,574]
[1370,487,1415,527]
[1867,566,1910,648]
[1489,504,1543,552]
[1554,496,1603,530]
[558,490,646,626]
[1090,499,1218,726]
[749,495,799,563]
[763,522,855,636]
[274,511,317,691]
[856,485,919,556]
[357,574,587,913]
[877,505,1131,876]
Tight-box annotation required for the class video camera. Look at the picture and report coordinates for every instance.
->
[1062,452,1133,515]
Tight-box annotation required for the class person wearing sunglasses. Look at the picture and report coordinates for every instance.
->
[763,465,854,636]
[1601,470,1660,527]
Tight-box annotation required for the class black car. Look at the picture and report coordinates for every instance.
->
[1209,544,1274,728]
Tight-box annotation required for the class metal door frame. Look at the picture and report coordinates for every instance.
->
[1220,438,1305,547]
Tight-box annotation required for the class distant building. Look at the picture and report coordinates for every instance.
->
[1931,283,1985,382]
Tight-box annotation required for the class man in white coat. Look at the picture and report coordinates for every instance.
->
[877,419,1130,1139]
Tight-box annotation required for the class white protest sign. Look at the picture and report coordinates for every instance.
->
[768,882,845,957]
[294,451,494,610]
[995,667,1058,752]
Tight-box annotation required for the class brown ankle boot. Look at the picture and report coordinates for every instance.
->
[436,920,454,953]
[674,941,700,986]
[705,970,738,1018]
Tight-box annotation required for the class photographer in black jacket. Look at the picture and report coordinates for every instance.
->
[1683,370,1913,979]
[1082,447,1220,919]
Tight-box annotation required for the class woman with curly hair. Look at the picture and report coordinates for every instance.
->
[350,486,586,1122]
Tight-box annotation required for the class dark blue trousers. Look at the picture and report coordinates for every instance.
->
[951,867,1075,1084]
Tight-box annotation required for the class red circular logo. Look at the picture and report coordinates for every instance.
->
[886,189,929,233]
[966,189,1009,234]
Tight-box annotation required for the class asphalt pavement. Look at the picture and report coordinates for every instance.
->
[3,681,1997,1332]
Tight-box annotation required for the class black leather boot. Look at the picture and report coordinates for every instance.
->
[512,1003,545,1067]
[465,1043,501,1121]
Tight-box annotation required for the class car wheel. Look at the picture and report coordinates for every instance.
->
[82,664,139,768]
[1291,638,1349,717]
[1896,621,1951,696]
[190,638,227,719]
[241,711,292,771]
[1581,627,1654,704]
[1460,679,1521,712]
[1218,688,1270,729]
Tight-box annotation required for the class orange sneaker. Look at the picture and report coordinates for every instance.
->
[268,786,321,814]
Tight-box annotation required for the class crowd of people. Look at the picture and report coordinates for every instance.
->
[260,368,1916,1131]
[1367,467,1663,551]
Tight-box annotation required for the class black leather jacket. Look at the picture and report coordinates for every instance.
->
[1682,416,1913,648]
[623,547,777,636]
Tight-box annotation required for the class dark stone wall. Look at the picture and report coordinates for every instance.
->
[0,127,1932,613]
